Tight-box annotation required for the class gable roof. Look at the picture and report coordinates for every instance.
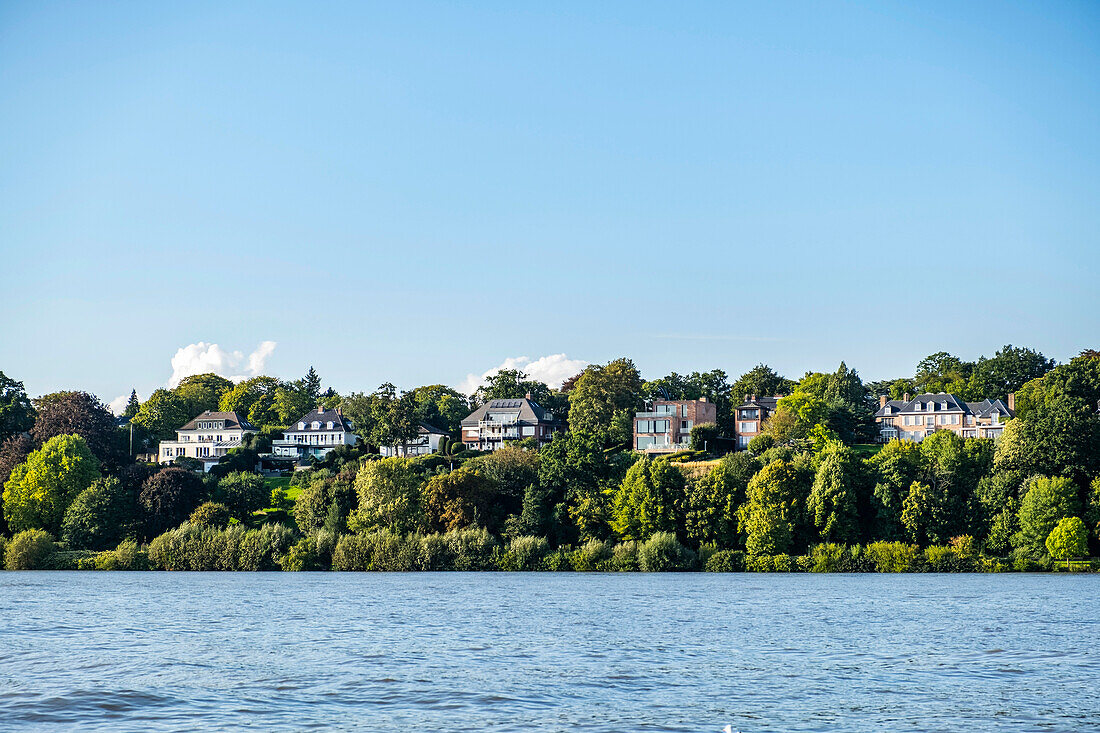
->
[966,398,1015,419]
[737,396,780,410]
[419,422,450,436]
[875,393,1015,419]
[286,407,354,433]
[461,398,557,426]
[179,411,256,432]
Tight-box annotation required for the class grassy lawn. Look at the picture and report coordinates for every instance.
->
[850,443,883,458]
[265,476,298,501]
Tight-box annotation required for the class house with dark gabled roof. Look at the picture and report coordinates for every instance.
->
[459,394,561,451]
[875,392,1015,442]
[158,411,258,470]
[733,395,782,449]
[271,406,358,461]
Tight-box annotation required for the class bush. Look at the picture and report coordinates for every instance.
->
[542,547,573,571]
[500,535,549,571]
[704,549,745,572]
[214,472,269,520]
[747,435,775,454]
[607,541,639,571]
[865,541,925,572]
[808,543,847,573]
[281,537,324,571]
[570,538,612,571]
[689,423,719,452]
[638,532,696,572]
[60,476,138,550]
[443,527,498,570]
[745,553,796,572]
[95,540,148,570]
[331,529,422,571]
[147,523,294,571]
[189,502,231,528]
[4,529,56,570]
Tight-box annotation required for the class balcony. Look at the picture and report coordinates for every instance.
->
[635,410,678,419]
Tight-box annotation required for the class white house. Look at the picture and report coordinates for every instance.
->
[379,423,450,457]
[271,407,357,461]
[158,411,258,471]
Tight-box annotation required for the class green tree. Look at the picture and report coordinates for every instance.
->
[683,452,757,548]
[410,384,471,434]
[3,434,101,534]
[764,390,828,443]
[367,383,421,453]
[32,391,126,470]
[219,376,283,425]
[351,458,426,534]
[610,456,685,541]
[914,352,975,396]
[189,501,231,528]
[808,441,863,543]
[423,466,504,533]
[131,389,192,442]
[4,529,56,570]
[61,476,138,550]
[1015,475,1080,559]
[731,364,796,403]
[121,390,141,419]
[900,480,944,546]
[1045,517,1088,567]
[213,471,269,520]
[739,458,806,555]
[0,371,34,444]
[174,373,235,416]
[567,358,643,444]
[968,345,1055,402]
[138,467,207,538]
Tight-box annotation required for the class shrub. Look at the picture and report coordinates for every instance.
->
[214,472,269,520]
[808,543,848,573]
[444,527,498,570]
[638,532,696,572]
[607,541,639,571]
[501,535,549,571]
[148,522,294,571]
[190,502,231,528]
[570,538,612,571]
[95,540,148,570]
[865,541,924,572]
[281,537,324,571]
[689,423,719,452]
[61,476,139,550]
[542,547,573,571]
[4,529,56,570]
[745,554,796,572]
[1046,516,1089,567]
[747,435,775,454]
[418,533,452,570]
[704,549,745,572]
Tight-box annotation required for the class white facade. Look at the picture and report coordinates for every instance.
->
[158,411,257,469]
[379,425,448,457]
[271,408,357,461]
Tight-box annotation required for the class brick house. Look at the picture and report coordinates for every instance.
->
[874,392,1015,442]
[633,398,717,453]
[732,395,781,450]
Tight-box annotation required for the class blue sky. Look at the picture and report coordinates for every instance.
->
[1,1,1098,408]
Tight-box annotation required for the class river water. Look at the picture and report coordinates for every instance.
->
[0,572,1097,731]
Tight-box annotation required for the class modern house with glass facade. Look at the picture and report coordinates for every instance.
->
[633,398,717,453]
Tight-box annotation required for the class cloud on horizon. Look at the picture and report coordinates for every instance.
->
[457,353,588,395]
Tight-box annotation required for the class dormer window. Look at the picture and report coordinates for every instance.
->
[914,402,922,411]
[326,421,333,429]
[311,421,320,429]
[298,422,305,430]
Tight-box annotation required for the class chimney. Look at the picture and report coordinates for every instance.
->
[750,394,756,402]
[743,393,749,402]
[1007,392,1015,412]
[699,396,708,403]
[903,393,910,402]
[525,392,532,400]
[879,395,888,409]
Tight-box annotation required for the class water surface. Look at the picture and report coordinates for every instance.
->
[1,572,1097,731]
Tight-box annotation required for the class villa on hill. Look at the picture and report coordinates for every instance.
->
[158,411,257,470]
[874,392,1015,442]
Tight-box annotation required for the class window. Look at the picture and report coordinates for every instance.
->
[327,421,333,429]
[738,421,756,433]
[299,423,305,430]
[637,436,655,450]
[637,420,652,434]
[522,427,535,436]
[682,405,688,417]
[741,409,759,420]
[311,421,320,429]
[738,435,751,448]
[681,420,692,430]
[654,420,670,432]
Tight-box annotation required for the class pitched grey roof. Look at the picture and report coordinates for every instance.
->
[737,396,780,410]
[966,398,1015,419]
[875,393,1015,419]
[418,422,450,436]
[179,411,256,431]
[461,398,557,426]
[286,407,354,434]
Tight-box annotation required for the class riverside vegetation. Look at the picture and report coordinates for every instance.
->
[2,347,1099,573]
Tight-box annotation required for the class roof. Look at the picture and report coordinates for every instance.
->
[875,393,1015,419]
[179,411,256,431]
[418,422,450,436]
[286,407,355,434]
[737,396,780,410]
[461,398,557,426]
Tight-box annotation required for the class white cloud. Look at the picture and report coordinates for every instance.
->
[457,353,588,395]
[108,393,133,416]
[168,341,278,387]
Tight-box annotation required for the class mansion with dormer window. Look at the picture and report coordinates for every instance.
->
[158,411,258,469]
[271,407,357,460]
[874,393,1015,442]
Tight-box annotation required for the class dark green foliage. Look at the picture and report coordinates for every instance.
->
[689,422,719,451]
[189,502,231,528]
[747,434,774,454]
[147,523,295,570]
[139,467,207,539]
[1015,476,1080,559]
[61,477,138,550]
[0,371,34,445]
[32,391,126,471]
[704,549,745,572]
